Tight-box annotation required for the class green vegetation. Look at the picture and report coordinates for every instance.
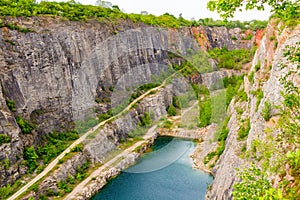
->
[127,126,147,138]
[98,110,113,123]
[242,34,253,40]
[204,116,230,165]
[0,180,23,199]
[37,131,79,165]
[255,61,261,71]
[237,118,251,140]
[129,82,160,102]
[198,75,244,129]
[167,104,177,116]
[16,116,35,134]
[6,99,16,112]
[139,112,152,127]
[47,161,90,197]
[162,119,173,129]
[22,131,79,173]
[208,47,256,70]
[233,164,272,200]
[0,20,34,33]
[0,0,191,28]
[185,50,214,73]
[211,90,227,124]
[75,117,98,134]
[248,71,255,84]
[207,0,300,26]
[199,97,212,128]
[195,18,268,31]
[223,75,244,106]
[108,85,114,92]
[23,146,39,173]
[251,88,264,111]
[234,43,300,200]
[71,143,84,152]
[236,88,248,102]
[0,0,269,31]
[261,101,272,121]
[0,134,11,145]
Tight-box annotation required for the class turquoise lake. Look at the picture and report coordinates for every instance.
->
[92,136,213,200]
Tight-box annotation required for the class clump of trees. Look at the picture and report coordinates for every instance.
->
[23,131,79,173]
[207,0,300,26]
[208,46,256,70]
[0,0,268,30]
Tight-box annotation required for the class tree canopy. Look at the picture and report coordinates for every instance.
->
[207,0,300,22]
[0,0,267,30]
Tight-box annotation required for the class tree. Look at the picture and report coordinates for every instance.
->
[167,104,177,116]
[207,0,300,20]
[23,146,39,173]
[233,164,272,200]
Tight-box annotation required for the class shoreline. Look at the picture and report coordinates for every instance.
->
[66,123,218,199]
[65,126,159,200]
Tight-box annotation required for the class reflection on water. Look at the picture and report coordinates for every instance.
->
[92,137,213,200]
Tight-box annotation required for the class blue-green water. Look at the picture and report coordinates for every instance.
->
[92,137,213,200]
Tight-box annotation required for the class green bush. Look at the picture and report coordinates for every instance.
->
[98,113,112,122]
[23,146,39,173]
[256,89,264,111]
[6,100,16,112]
[167,104,177,116]
[0,134,11,145]
[172,96,181,108]
[255,61,261,71]
[242,34,253,40]
[140,112,151,127]
[137,83,160,92]
[16,116,35,134]
[199,98,212,127]
[75,117,98,134]
[208,47,256,70]
[162,120,173,129]
[233,165,271,199]
[71,143,84,152]
[0,184,11,199]
[248,71,255,84]
[37,131,79,165]
[109,85,114,92]
[261,101,272,121]
[237,118,251,140]
[236,90,248,102]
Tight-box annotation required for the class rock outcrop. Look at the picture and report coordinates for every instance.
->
[206,21,300,200]
[0,16,254,187]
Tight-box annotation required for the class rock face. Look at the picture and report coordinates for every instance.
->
[0,16,253,187]
[206,22,300,200]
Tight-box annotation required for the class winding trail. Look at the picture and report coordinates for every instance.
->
[8,70,182,200]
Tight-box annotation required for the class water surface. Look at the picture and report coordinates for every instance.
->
[92,137,213,200]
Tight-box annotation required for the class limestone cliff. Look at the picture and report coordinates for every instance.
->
[0,16,254,188]
[206,21,300,199]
